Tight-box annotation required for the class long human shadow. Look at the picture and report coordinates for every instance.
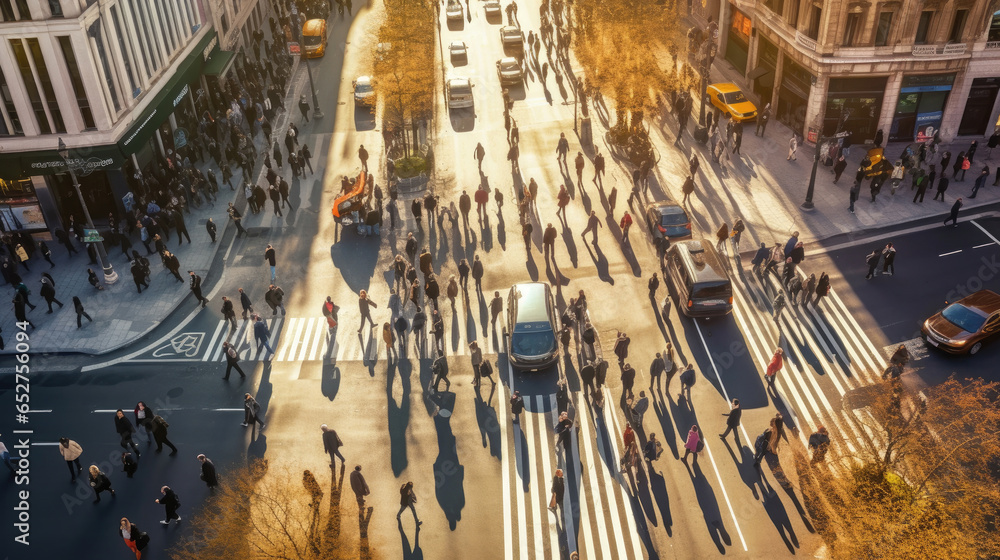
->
[399,522,423,560]
[330,234,379,295]
[433,412,466,530]
[560,224,579,268]
[474,382,502,460]
[247,361,273,459]
[683,460,733,553]
[582,240,614,285]
[496,211,506,250]
[324,463,346,545]
[388,357,412,476]
[321,361,341,402]
[647,466,674,537]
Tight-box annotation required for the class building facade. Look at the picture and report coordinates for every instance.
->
[0,0,266,236]
[696,0,1000,145]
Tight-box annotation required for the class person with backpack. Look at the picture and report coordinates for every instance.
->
[643,433,663,463]
[321,425,345,467]
[222,341,246,380]
[397,481,422,527]
[678,364,695,401]
[150,414,177,454]
[753,427,772,467]
[155,485,181,524]
[242,393,265,430]
[808,426,831,464]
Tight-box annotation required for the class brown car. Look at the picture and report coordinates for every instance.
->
[922,289,1000,355]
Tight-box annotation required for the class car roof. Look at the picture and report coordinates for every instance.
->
[356,76,372,85]
[502,26,521,33]
[499,56,518,64]
[954,290,1000,314]
[648,201,686,216]
[450,41,465,47]
[303,19,325,33]
[671,240,728,283]
[709,83,741,93]
[511,282,552,324]
[448,77,471,86]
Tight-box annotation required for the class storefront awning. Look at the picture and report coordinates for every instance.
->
[0,144,126,179]
[203,48,237,77]
[748,66,771,80]
[117,30,218,157]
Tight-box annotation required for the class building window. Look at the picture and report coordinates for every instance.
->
[88,20,122,113]
[807,6,822,40]
[0,67,24,135]
[129,0,160,76]
[25,38,66,133]
[0,1,15,22]
[48,0,62,17]
[916,11,934,44]
[762,0,784,17]
[57,36,95,129]
[154,1,176,55]
[109,6,138,97]
[843,12,862,46]
[9,40,50,134]
[949,9,968,43]
[13,0,29,19]
[874,11,893,46]
[220,10,230,35]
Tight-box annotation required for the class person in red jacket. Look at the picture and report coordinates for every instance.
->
[475,186,489,222]
[620,212,633,242]
[765,348,784,386]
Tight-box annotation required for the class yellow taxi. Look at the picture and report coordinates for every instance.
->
[706,83,758,123]
[302,19,327,58]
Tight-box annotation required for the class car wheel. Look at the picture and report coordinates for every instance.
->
[969,341,982,355]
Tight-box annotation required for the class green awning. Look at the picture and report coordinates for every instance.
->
[118,30,218,157]
[0,144,126,178]
[203,48,237,77]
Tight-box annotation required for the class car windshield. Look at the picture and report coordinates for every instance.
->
[941,304,986,333]
[692,281,732,300]
[501,61,518,71]
[660,212,688,226]
[511,328,556,357]
[723,91,748,104]
[450,83,472,96]
[355,83,372,94]
[304,35,321,46]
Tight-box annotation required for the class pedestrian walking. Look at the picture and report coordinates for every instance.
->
[865,247,881,279]
[429,352,450,392]
[613,331,631,365]
[39,241,54,267]
[227,203,247,237]
[510,390,525,422]
[753,428,772,467]
[119,517,148,560]
[681,175,695,205]
[933,173,950,201]
[150,413,177,454]
[731,218,745,253]
[88,465,115,503]
[474,142,486,171]
[715,223,729,255]
[833,155,847,183]
[350,465,371,509]
[971,167,989,198]
[133,400,154,441]
[756,103,770,136]
[358,144,369,172]
[787,134,798,161]
[221,296,237,334]
[188,271,209,308]
[765,348,783,386]
[265,284,286,315]
[813,272,831,307]
[238,288,254,320]
[630,391,649,427]
[198,454,218,488]
[555,411,573,452]
[358,289,378,333]
[39,276,63,313]
[581,210,602,244]
[772,292,786,322]
[882,242,896,275]
[808,426,831,464]
[57,437,84,482]
[382,321,395,360]
[620,211,633,241]
[556,132,569,164]
[253,316,275,354]
[575,151,585,187]
[114,409,141,456]
[678,363,695,400]
[594,150,605,184]
[222,342,246,380]
[120,450,138,478]
[242,393,266,429]
[648,273,659,299]
[849,178,861,213]
[682,425,701,463]
[397,481,422,526]
[155,485,181,525]
[322,424,345,467]
[719,398,742,443]
[548,469,565,513]
[264,244,277,283]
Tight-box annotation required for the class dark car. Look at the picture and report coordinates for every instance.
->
[504,282,559,371]
[663,240,733,318]
[645,201,692,249]
[922,289,1000,355]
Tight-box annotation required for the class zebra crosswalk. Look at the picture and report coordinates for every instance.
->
[498,379,645,559]
[175,311,503,364]
[729,262,895,462]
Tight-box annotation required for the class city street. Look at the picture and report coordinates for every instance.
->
[3,1,1000,559]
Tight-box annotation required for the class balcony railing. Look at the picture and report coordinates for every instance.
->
[985,41,1000,49]
[795,31,817,52]
[913,43,967,56]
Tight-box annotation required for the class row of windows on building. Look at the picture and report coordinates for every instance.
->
[757,0,989,48]
[0,0,205,137]
[1,0,69,20]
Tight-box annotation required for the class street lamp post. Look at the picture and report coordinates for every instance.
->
[802,139,822,209]
[58,138,118,284]
[304,55,324,119]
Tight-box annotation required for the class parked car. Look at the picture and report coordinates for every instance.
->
[496,57,523,85]
[923,290,1000,355]
[446,77,474,110]
[504,282,560,371]
[644,201,692,251]
[446,0,463,20]
[353,76,374,106]
[450,41,468,63]
[706,83,757,123]
[500,25,524,50]
[484,0,501,18]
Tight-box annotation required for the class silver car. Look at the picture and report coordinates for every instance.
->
[446,77,474,109]
[500,26,524,50]
[496,57,523,85]
[446,0,463,20]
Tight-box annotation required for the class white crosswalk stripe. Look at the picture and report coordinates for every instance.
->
[497,368,644,558]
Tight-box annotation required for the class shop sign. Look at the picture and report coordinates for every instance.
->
[916,111,943,142]
[288,42,300,55]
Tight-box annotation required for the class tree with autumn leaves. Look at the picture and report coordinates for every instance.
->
[572,0,690,134]
[796,377,1000,560]
[371,0,436,157]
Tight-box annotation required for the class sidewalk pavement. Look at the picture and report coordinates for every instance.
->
[0,50,315,357]
[644,46,1000,251]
